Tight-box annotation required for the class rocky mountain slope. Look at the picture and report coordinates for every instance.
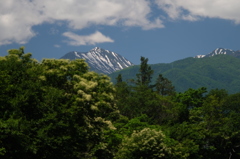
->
[60,47,134,74]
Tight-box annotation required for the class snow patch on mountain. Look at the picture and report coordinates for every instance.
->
[194,48,240,59]
[60,47,134,74]
[195,55,206,58]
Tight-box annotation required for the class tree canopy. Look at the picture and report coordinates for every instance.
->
[1,50,240,158]
[0,47,118,158]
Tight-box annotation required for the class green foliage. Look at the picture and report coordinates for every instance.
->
[135,56,154,87]
[114,56,177,122]
[167,122,203,159]
[112,55,240,158]
[176,87,207,108]
[120,115,151,136]
[186,92,240,158]
[0,48,119,159]
[155,74,175,96]
[116,127,191,159]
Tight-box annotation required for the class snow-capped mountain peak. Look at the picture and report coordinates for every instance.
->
[91,47,103,53]
[60,47,134,74]
[194,48,240,59]
[211,48,232,56]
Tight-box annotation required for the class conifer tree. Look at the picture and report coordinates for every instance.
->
[116,74,123,83]
[136,56,154,87]
[155,74,175,96]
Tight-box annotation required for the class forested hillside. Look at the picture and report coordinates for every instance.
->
[109,55,240,94]
[0,48,240,158]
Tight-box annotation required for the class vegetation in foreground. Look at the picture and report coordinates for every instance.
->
[0,48,240,158]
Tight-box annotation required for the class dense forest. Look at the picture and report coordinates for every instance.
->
[0,48,240,159]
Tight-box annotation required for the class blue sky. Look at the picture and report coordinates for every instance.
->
[0,0,240,64]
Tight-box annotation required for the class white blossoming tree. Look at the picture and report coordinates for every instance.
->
[115,128,190,159]
[0,48,119,158]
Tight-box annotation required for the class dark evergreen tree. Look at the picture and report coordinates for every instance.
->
[155,74,175,96]
[114,74,133,117]
[136,56,153,87]
[116,74,123,83]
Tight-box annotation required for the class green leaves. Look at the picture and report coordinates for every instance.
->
[155,74,175,96]
[116,127,192,159]
[0,47,119,158]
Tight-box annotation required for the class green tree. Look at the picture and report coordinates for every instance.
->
[136,56,154,87]
[126,56,156,118]
[0,48,119,159]
[114,57,178,124]
[155,74,175,96]
[173,87,207,123]
[0,47,47,158]
[114,57,156,119]
[114,74,133,117]
[116,74,123,83]
[115,127,191,159]
[186,92,240,158]
[222,93,240,158]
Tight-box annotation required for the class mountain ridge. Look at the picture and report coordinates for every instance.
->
[109,51,240,94]
[194,48,240,59]
[60,46,240,93]
[60,47,134,74]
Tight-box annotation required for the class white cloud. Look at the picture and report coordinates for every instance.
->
[62,31,114,46]
[0,0,164,45]
[0,0,42,45]
[155,0,240,23]
[1,0,240,46]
